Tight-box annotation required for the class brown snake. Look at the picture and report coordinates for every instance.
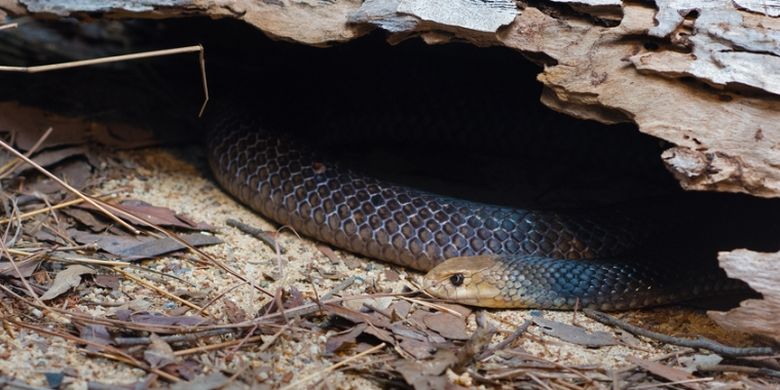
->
[205,106,747,310]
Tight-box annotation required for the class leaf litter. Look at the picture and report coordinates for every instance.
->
[0,104,775,389]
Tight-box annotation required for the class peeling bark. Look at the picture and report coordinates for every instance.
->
[708,250,780,343]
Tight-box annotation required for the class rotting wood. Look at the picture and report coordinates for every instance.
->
[708,250,780,343]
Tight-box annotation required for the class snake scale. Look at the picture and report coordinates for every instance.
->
[205,107,747,310]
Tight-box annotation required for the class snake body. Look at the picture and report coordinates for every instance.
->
[206,108,747,310]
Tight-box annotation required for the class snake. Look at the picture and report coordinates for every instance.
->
[205,106,748,311]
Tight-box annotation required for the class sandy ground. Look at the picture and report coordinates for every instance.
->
[0,145,758,389]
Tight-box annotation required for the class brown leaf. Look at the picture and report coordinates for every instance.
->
[40,265,95,300]
[114,310,210,327]
[144,334,177,369]
[384,268,400,281]
[94,275,121,290]
[394,349,459,389]
[222,299,247,323]
[423,312,470,340]
[112,199,214,230]
[323,303,392,329]
[52,159,92,190]
[626,356,702,389]
[63,208,109,232]
[68,229,222,260]
[170,373,229,390]
[399,338,435,359]
[12,146,88,176]
[325,323,367,355]
[0,258,43,278]
[389,300,412,319]
[532,317,618,347]
[391,323,429,342]
[77,323,113,352]
[0,102,159,151]
[316,244,340,263]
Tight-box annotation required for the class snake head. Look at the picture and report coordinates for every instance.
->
[422,255,505,307]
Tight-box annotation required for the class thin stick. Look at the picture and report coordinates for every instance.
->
[0,127,53,178]
[226,218,286,254]
[479,319,532,360]
[5,247,129,267]
[114,268,209,316]
[583,309,774,357]
[0,139,139,233]
[629,377,713,389]
[173,335,263,357]
[0,45,208,117]
[195,281,246,316]
[0,205,43,304]
[0,192,118,225]
[280,343,386,390]
[320,276,356,301]
[0,23,17,31]
[0,46,200,73]
[696,364,780,378]
[196,45,209,117]
[114,329,234,346]
[399,296,463,317]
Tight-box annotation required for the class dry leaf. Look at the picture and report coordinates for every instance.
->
[112,200,215,231]
[0,258,43,278]
[77,323,113,352]
[144,334,177,369]
[384,268,400,281]
[170,372,229,390]
[63,208,109,232]
[423,312,470,340]
[40,264,95,300]
[94,275,120,290]
[389,300,412,319]
[325,323,367,355]
[222,299,247,323]
[400,338,435,359]
[114,310,210,327]
[532,317,617,347]
[69,230,222,260]
[627,356,702,389]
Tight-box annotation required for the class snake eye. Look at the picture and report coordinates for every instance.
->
[449,273,464,287]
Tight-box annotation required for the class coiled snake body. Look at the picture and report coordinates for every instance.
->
[206,109,745,310]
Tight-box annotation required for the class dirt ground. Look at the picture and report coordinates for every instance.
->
[0,143,767,389]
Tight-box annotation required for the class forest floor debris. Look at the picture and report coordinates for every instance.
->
[0,108,776,389]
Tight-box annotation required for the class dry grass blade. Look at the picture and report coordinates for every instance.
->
[0,138,139,233]
[630,377,713,389]
[0,207,43,304]
[0,126,53,178]
[0,45,208,116]
[0,191,120,225]
[114,268,210,316]
[399,296,463,317]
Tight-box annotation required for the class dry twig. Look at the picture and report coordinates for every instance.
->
[583,309,774,357]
